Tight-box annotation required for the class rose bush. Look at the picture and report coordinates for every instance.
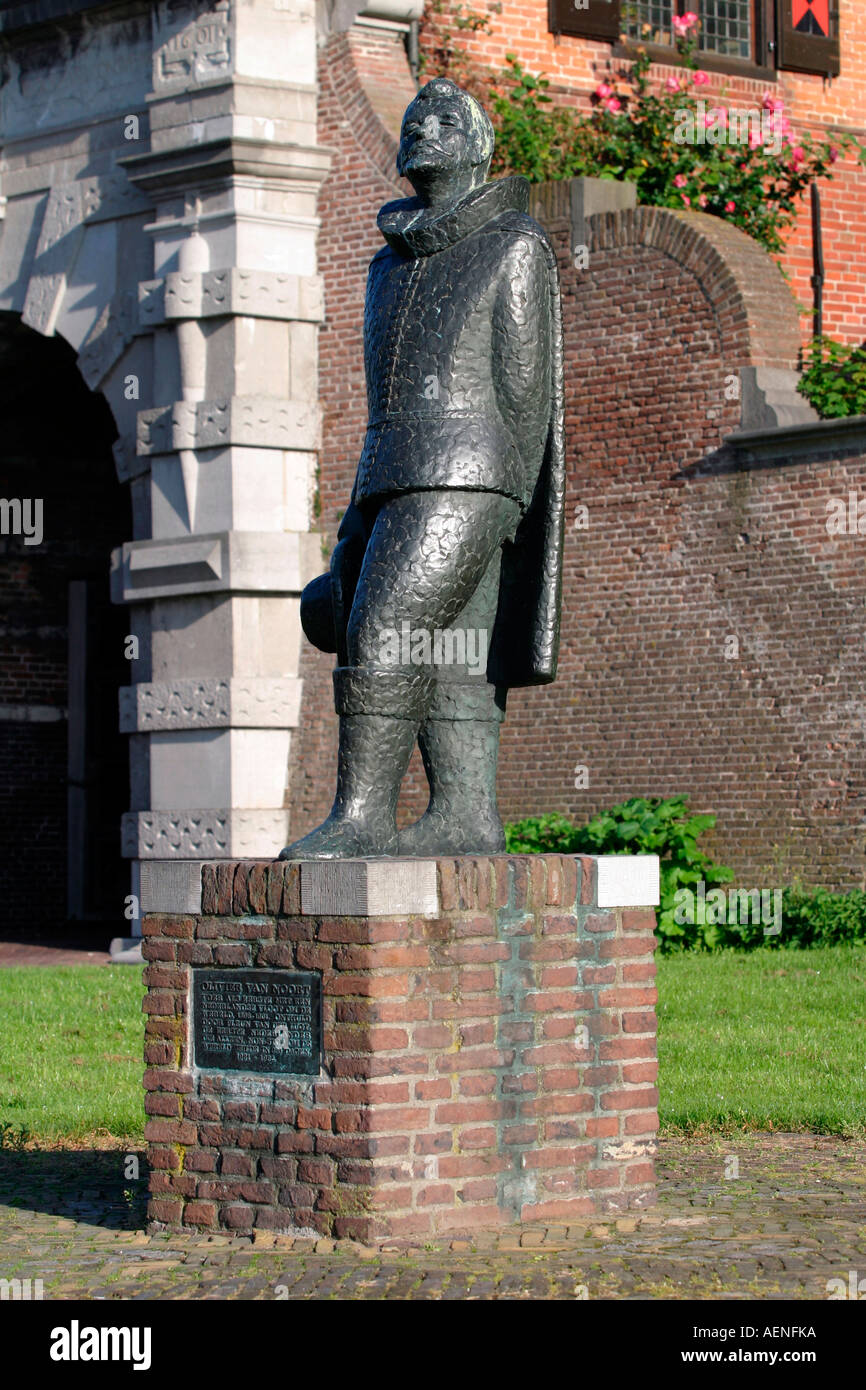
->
[420,4,865,256]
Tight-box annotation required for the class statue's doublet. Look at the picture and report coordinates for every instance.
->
[353,177,554,514]
[343,175,566,688]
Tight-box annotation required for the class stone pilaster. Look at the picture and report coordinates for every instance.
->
[112,0,331,894]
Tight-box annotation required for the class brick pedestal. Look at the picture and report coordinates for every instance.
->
[142,854,659,1240]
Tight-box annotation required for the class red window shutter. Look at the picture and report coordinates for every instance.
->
[548,0,622,43]
[778,0,840,77]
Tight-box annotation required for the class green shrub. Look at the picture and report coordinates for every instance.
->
[506,801,866,953]
[778,885,866,948]
[698,883,866,950]
[505,795,734,952]
[798,336,866,419]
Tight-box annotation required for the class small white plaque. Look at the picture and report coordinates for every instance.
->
[596,855,660,908]
[300,859,439,917]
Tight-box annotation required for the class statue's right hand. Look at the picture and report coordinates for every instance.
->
[299,572,337,653]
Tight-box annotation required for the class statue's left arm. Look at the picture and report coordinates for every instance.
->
[491,231,553,495]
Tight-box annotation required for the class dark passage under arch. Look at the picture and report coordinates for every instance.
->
[0,312,131,943]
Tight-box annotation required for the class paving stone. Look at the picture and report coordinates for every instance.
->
[0,1132,864,1299]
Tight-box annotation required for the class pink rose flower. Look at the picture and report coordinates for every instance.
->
[693,70,709,86]
[698,194,708,208]
[665,76,681,92]
[724,201,736,213]
[673,173,688,188]
[680,194,691,207]
[606,97,622,113]
[673,12,698,36]
[595,82,613,99]
[762,92,784,113]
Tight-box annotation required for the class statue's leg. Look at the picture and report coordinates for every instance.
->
[397,525,515,856]
[280,490,514,860]
[279,667,431,860]
[399,681,508,855]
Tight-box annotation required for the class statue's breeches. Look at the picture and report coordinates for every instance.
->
[337,489,520,719]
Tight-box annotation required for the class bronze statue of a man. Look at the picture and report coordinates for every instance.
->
[281,77,565,860]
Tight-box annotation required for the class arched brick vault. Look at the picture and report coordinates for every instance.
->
[295,31,866,890]
[581,204,804,373]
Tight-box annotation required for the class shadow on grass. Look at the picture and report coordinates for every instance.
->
[0,1149,149,1232]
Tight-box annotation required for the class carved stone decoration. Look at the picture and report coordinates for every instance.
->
[113,434,148,485]
[21,184,87,337]
[21,173,149,339]
[77,290,139,391]
[137,396,319,454]
[281,78,566,861]
[138,269,326,326]
[122,809,290,859]
[119,677,303,731]
[154,0,232,90]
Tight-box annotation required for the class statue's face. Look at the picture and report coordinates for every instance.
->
[398,91,475,181]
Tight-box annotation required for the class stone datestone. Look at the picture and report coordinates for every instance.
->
[142,854,659,1240]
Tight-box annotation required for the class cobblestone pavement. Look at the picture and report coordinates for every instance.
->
[0,1133,863,1300]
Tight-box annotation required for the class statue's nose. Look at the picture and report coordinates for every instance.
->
[420,114,440,139]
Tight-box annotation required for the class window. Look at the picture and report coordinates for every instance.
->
[549,1,841,77]
[621,2,754,59]
[622,3,674,48]
[699,2,754,61]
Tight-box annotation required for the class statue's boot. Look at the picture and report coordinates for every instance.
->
[280,667,430,860]
[398,692,505,856]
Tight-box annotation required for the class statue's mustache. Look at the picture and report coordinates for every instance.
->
[404,135,448,155]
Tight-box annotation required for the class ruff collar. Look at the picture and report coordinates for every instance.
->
[377,176,530,258]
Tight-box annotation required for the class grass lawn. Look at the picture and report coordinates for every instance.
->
[657,943,866,1137]
[0,966,145,1143]
[0,945,864,1144]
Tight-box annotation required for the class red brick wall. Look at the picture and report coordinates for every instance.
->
[143,855,658,1239]
[294,26,866,891]
[442,0,866,346]
[500,202,866,890]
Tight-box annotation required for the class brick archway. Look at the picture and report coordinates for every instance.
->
[582,204,805,375]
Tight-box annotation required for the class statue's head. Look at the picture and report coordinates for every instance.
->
[397,78,495,204]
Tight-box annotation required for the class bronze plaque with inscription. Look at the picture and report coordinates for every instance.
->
[192,969,322,1075]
